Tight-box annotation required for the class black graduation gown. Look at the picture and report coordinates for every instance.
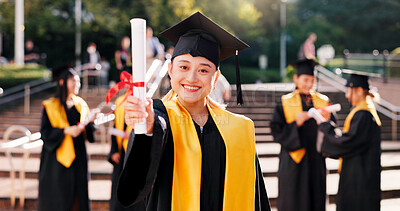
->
[38,106,95,211]
[319,110,381,211]
[117,99,271,211]
[109,125,146,211]
[271,94,333,211]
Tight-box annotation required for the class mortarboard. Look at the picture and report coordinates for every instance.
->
[159,12,249,105]
[341,69,380,90]
[291,59,318,76]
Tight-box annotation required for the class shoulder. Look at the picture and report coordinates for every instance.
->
[42,97,58,107]
[281,92,295,100]
[353,110,374,120]
[351,110,378,126]
[72,95,88,106]
[313,91,330,102]
[214,108,254,128]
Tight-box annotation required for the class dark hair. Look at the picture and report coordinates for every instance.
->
[56,68,78,107]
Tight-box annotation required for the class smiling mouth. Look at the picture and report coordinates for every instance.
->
[182,84,201,91]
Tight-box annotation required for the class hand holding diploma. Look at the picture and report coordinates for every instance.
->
[124,96,154,134]
[308,104,341,124]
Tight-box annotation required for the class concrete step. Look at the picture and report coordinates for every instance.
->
[1,142,399,181]
[1,171,399,210]
[0,178,110,211]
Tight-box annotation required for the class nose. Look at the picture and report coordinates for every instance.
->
[186,69,198,83]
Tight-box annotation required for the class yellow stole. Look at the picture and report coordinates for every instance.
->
[114,94,132,152]
[42,95,89,168]
[164,98,256,211]
[281,90,329,164]
[337,97,381,172]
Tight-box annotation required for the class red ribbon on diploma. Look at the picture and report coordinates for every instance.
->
[106,71,145,112]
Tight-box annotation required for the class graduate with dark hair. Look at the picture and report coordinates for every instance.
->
[108,92,146,211]
[38,66,98,211]
[117,12,271,211]
[317,69,381,211]
[271,59,335,211]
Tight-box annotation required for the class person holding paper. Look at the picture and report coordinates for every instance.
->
[117,12,271,210]
[270,59,335,211]
[38,65,97,211]
[317,69,381,211]
[108,91,146,211]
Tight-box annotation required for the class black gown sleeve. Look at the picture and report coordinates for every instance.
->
[84,123,96,143]
[319,110,376,158]
[270,103,303,151]
[255,156,271,211]
[108,134,119,164]
[117,99,170,207]
[40,108,65,152]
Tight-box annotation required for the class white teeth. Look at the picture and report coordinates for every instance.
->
[183,85,200,90]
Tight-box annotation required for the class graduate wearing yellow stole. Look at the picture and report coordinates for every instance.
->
[108,94,146,211]
[117,12,271,211]
[271,59,334,211]
[38,67,97,211]
[317,70,381,211]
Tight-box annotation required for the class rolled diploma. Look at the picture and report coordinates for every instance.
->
[308,107,326,123]
[130,18,147,134]
[321,103,341,113]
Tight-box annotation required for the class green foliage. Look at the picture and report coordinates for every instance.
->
[297,0,400,52]
[1,0,399,79]
[220,63,280,84]
[0,64,48,88]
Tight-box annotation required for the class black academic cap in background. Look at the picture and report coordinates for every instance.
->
[291,59,318,76]
[51,64,76,82]
[160,11,249,105]
[342,69,381,90]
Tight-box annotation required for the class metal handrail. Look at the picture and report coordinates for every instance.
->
[1,125,43,209]
[316,65,400,119]
[0,74,56,113]
[147,59,170,98]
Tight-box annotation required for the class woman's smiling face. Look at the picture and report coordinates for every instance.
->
[168,53,219,106]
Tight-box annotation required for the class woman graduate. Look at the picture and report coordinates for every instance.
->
[270,59,334,211]
[38,66,98,211]
[109,92,146,211]
[317,69,381,211]
[117,12,271,211]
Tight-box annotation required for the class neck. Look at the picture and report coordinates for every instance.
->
[354,97,366,107]
[66,93,73,101]
[178,97,209,126]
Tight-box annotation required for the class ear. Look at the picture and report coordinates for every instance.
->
[293,74,298,83]
[213,70,221,87]
[59,79,64,86]
[167,62,173,77]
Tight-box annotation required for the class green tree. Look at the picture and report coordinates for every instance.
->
[297,0,400,52]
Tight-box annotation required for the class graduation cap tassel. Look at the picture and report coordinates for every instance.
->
[235,50,244,105]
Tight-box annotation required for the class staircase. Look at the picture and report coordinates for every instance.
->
[0,86,400,210]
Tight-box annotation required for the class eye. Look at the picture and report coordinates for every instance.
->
[200,69,208,73]
[179,65,188,70]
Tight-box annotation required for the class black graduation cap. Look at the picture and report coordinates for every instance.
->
[291,59,318,76]
[51,64,76,82]
[159,11,249,105]
[342,69,381,90]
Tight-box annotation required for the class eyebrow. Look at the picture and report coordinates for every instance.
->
[199,63,212,68]
[176,59,213,68]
